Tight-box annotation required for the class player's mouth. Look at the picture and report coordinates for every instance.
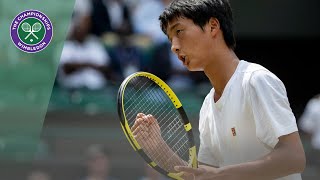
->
[179,55,188,65]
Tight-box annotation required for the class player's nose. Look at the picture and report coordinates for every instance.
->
[171,38,180,54]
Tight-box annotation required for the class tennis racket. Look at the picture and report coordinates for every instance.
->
[117,71,197,180]
[22,22,42,40]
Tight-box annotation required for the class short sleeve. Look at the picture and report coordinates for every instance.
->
[249,70,298,148]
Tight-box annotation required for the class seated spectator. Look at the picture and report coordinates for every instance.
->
[90,0,133,37]
[130,0,194,88]
[131,0,170,45]
[57,0,118,90]
[108,36,144,78]
[89,0,142,80]
[299,94,320,150]
[80,144,118,180]
[27,170,51,180]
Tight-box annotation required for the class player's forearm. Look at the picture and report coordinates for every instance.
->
[219,142,305,180]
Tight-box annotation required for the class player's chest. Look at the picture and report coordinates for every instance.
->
[210,100,255,147]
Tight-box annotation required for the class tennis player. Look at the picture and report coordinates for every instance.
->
[157,0,306,179]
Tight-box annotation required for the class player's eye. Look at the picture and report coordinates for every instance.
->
[176,29,182,35]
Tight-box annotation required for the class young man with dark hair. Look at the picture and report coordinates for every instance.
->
[157,0,306,179]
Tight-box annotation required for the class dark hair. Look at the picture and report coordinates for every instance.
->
[159,0,236,50]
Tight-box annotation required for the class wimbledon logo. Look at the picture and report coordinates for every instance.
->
[10,9,53,53]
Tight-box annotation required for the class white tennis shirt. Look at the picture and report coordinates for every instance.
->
[198,60,301,180]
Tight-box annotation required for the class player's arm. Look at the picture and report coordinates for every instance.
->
[175,132,306,180]
[218,132,305,179]
[199,162,219,168]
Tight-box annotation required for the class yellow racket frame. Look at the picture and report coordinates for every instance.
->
[117,72,198,180]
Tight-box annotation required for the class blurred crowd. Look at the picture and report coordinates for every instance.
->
[26,143,170,180]
[299,94,320,151]
[56,0,207,93]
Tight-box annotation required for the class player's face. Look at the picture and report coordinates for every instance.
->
[167,17,214,71]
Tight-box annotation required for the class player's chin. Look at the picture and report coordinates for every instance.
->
[186,64,204,71]
[186,61,204,71]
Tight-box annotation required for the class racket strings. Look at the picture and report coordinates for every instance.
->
[125,78,170,153]
[123,76,190,171]
[149,123,185,156]
[124,79,153,118]
[125,78,180,133]
[125,79,176,150]
[127,83,187,167]
[126,80,174,128]
[125,78,168,122]
[144,126,189,170]
[152,132,189,168]
[165,126,188,149]
[162,139,190,167]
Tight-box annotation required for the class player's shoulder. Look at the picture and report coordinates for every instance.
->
[241,60,278,83]
[241,60,269,74]
[239,60,285,94]
[240,61,287,97]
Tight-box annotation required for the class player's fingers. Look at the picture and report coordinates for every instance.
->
[136,113,145,119]
[134,127,150,143]
[174,166,194,173]
[132,120,144,134]
[148,115,161,130]
[149,122,161,135]
[146,114,156,123]
[132,125,141,135]
[134,128,145,142]
[140,124,149,132]
[133,123,149,135]
[174,166,205,175]
[181,172,195,180]
[146,114,160,127]
[131,118,144,131]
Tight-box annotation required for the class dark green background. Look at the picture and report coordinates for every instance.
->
[0,0,75,161]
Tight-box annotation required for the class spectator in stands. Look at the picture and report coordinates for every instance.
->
[27,170,51,180]
[90,0,133,37]
[89,0,142,80]
[80,144,118,180]
[131,0,171,45]
[299,94,320,150]
[57,0,118,91]
[131,0,193,86]
[66,0,92,38]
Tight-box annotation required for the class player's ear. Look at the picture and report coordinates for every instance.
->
[208,17,220,37]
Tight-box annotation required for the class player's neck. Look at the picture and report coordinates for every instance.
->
[204,50,239,101]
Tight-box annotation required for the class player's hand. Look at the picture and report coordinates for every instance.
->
[132,113,164,151]
[175,165,236,180]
